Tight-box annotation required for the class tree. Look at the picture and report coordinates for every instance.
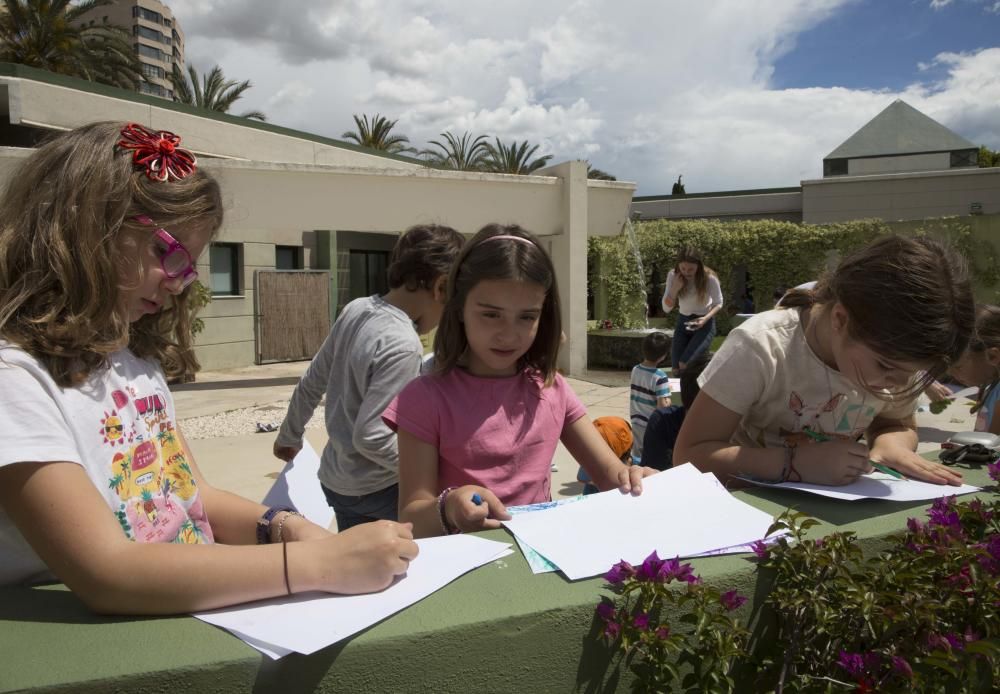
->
[341,113,414,154]
[671,175,686,195]
[171,64,265,121]
[587,162,617,180]
[420,131,490,170]
[0,0,141,90]
[979,145,1000,168]
[482,138,553,174]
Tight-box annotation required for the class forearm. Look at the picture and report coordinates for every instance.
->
[399,497,444,538]
[673,440,785,482]
[277,357,331,445]
[868,426,919,459]
[198,484,267,544]
[702,304,722,321]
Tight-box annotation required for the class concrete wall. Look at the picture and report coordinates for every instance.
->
[631,190,803,222]
[802,166,1000,224]
[847,152,951,176]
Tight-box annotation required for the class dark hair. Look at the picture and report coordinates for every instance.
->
[966,304,1000,415]
[0,121,223,387]
[433,223,562,385]
[680,351,711,410]
[387,224,465,290]
[674,246,716,303]
[641,331,670,362]
[780,235,975,394]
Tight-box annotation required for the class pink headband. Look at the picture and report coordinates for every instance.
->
[482,234,535,246]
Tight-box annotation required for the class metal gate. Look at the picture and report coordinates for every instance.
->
[254,270,331,364]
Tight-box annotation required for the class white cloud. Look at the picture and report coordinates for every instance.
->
[171,1,1000,194]
[930,0,954,8]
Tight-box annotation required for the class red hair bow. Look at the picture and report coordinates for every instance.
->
[118,123,197,182]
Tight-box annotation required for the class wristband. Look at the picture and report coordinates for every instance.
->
[437,487,460,535]
[256,505,295,545]
[275,510,305,543]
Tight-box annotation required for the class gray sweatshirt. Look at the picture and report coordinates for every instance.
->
[276,295,422,495]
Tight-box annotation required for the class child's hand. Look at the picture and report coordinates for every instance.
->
[871,449,964,486]
[792,440,873,486]
[312,520,419,594]
[617,465,658,495]
[279,513,331,542]
[273,441,301,463]
[445,486,510,533]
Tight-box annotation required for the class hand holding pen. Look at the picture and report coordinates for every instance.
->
[800,428,907,482]
[444,485,511,533]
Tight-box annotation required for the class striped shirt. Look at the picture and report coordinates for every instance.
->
[629,364,671,463]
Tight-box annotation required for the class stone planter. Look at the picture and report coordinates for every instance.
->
[587,328,672,370]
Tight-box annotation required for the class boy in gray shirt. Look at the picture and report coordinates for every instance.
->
[274,224,464,530]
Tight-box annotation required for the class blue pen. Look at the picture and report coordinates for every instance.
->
[471,493,483,505]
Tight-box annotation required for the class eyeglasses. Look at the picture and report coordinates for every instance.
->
[133,215,198,290]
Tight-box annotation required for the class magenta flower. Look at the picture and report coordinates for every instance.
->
[987,461,1000,482]
[633,612,650,629]
[720,590,748,611]
[906,517,923,534]
[927,497,961,531]
[636,551,666,582]
[655,625,670,640]
[604,621,621,639]
[654,556,698,584]
[750,540,770,559]
[596,601,616,622]
[837,651,866,677]
[944,632,965,651]
[891,656,913,679]
[604,560,635,586]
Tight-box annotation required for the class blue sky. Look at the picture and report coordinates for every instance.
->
[773,0,1000,91]
[173,0,1000,195]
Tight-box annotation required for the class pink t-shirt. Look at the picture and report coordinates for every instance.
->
[383,369,587,506]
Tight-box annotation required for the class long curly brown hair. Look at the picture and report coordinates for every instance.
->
[0,121,223,386]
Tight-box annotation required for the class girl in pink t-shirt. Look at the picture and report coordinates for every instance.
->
[384,224,655,538]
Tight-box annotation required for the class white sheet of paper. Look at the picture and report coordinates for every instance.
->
[667,377,681,393]
[195,535,510,657]
[740,473,981,502]
[261,441,335,530]
[501,464,777,580]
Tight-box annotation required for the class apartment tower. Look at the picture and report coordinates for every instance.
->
[77,0,184,100]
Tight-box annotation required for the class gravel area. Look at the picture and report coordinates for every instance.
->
[179,402,326,440]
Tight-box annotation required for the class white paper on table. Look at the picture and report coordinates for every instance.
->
[740,473,981,502]
[501,464,777,580]
[667,377,681,393]
[196,535,511,657]
[261,441,336,530]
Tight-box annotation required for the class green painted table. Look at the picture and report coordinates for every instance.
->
[0,457,993,693]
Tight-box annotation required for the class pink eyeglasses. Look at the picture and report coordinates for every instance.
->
[133,215,198,289]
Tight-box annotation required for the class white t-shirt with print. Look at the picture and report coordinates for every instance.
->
[0,343,214,586]
[697,309,916,450]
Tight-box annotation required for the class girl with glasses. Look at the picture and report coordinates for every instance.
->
[0,122,417,613]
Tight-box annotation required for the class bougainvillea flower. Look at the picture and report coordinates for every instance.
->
[750,540,770,559]
[633,612,650,629]
[720,590,748,611]
[604,621,621,639]
[927,497,961,531]
[604,560,635,585]
[596,601,615,622]
[655,625,670,640]
[891,656,913,679]
[987,461,1000,482]
[636,551,666,582]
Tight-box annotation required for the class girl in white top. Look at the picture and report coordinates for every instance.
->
[660,246,724,376]
[0,122,417,613]
[675,235,970,487]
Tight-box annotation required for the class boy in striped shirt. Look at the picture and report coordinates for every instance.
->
[629,331,672,464]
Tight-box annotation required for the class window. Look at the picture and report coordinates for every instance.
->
[348,250,389,300]
[823,158,848,176]
[132,6,163,23]
[951,150,977,168]
[136,43,169,62]
[134,25,169,44]
[275,246,303,270]
[210,243,241,296]
[138,82,168,98]
[141,63,165,80]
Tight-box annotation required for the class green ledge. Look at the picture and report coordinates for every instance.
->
[0,456,993,693]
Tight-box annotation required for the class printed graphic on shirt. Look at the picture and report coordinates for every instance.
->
[779,391,875,447]
[105,386,211,544]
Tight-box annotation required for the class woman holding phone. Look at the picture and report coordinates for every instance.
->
[661,246,723,376]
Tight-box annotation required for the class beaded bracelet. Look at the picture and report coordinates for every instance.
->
[437,486,460,535]
[274,510,305,543]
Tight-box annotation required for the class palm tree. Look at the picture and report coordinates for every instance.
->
[587,163,617,181]
[482,138,553,175]
[0,0,141,90]
[341,113,414,154]
[420,131,490,170]
[171,63,266,121]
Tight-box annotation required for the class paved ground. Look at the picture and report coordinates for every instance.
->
[174,362,977,531]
